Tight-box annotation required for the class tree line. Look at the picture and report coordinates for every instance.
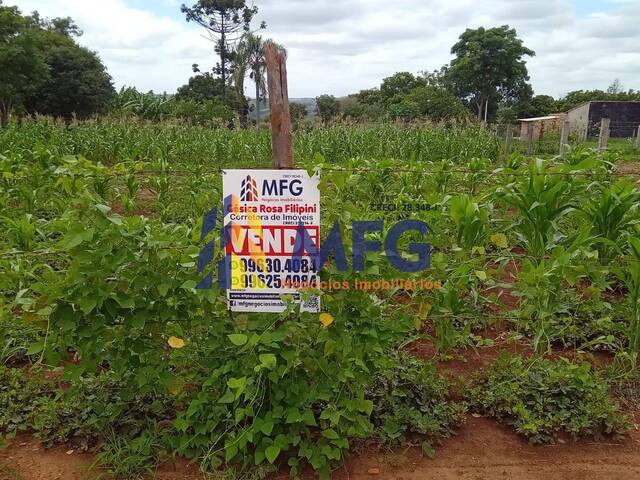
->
[313,26,640,125]
[2,0,639,128]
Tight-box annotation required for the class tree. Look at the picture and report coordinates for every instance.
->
[356,88,383,106]
[607,79,623,94]
[517,94,557,118]
[176,68,225,102]
[315,95,339,125]
[446,25,535,121]
[181,0,265,101]
[289,102,308,124]
[380,72,425,103]
[555,89,640,112]
[404,86,468,121]
[230,38,250,127]
[0,3,49,126]
[244,34,266,127]
[231,33,266,128]
[25,29,114,120]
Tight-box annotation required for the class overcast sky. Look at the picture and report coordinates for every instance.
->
[9,0,640,99]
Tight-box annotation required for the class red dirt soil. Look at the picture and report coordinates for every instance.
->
[331,415,640,480]
[3,418,640,480]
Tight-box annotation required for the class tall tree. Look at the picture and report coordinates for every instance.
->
[25,28,114,120]
[289,102,308,124]
[181,0,265,101]
[176,65,225,101]
[0,2,49,126]
[446,25,534,121]
[230,38,250,127]
[315,95,339,125]
[380,72,425,103]
[243,33,266,127]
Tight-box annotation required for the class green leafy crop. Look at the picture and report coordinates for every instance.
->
[467,354,629,444]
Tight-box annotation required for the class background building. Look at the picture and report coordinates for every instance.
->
[518,114,567,141]
[567,101,640,138]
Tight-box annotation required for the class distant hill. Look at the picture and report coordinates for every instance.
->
[248,97,317,120]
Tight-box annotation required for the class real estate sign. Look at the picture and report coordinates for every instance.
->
[222,169,320,313]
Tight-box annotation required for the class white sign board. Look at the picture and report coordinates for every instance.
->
[222,169,320,312]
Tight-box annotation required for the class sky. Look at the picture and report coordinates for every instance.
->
[8,0,640,99]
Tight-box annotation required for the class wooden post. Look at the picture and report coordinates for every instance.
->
[559,120,570,158]
[264,41,293,169]
[598,118,610,153]
[635,125,640,148]
[504,125,513,157]
[526,122,534,157]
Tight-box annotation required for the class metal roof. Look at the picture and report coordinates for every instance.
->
[517,115,561,122]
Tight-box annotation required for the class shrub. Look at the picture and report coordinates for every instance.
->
[367,354,466,453]
[467,354,629,444]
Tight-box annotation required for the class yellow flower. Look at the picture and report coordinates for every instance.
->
[319,313,334,328]
[168,336,185,349]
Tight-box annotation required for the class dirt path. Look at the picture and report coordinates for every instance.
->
[2,416,640,480]
[332,415,640,480]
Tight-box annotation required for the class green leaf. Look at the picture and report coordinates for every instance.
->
[265,445,280,464]
[77,296,97,315]
[301,409,316,426]
[26,341,44,355]
[157,283,171,297]
[228,334,248,346]
[259,353,277,370]
[422,440,436,459]
[260,419,274,436]
[490,233,509,249]
[321,428,339,440]
[225,443,238,462]
[218,389,235,404]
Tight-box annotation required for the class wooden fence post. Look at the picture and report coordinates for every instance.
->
[559,120,570,159]
[598,118,610,153]
[526,122,534,157]
[264,41,293,169]
[504,125,513,157]
[636,125,640,148]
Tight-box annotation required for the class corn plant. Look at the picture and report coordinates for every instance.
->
[496,159,577,259]
[582,179,640,262]
[122,174,140,215]
[515,237,590,353]
[1,214,38,251]
[448,195,488,250]
[624,237,640,362]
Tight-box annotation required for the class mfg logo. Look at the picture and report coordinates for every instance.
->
[262,178,303,197]
[240,175,258,202]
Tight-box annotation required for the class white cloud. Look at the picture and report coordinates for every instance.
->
[8,0,640,98]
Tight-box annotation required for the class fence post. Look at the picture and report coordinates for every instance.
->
[264,41,293,169]
[559,120,570,158]
[526,122,534,157]
[598,118,610,153]
[504,125,513,157]
[636,125,640,148]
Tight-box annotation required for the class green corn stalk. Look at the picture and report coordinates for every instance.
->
[448,195,488,250]
[496,158,576,260]
[626,237,640,364]
[581,179,640,262]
